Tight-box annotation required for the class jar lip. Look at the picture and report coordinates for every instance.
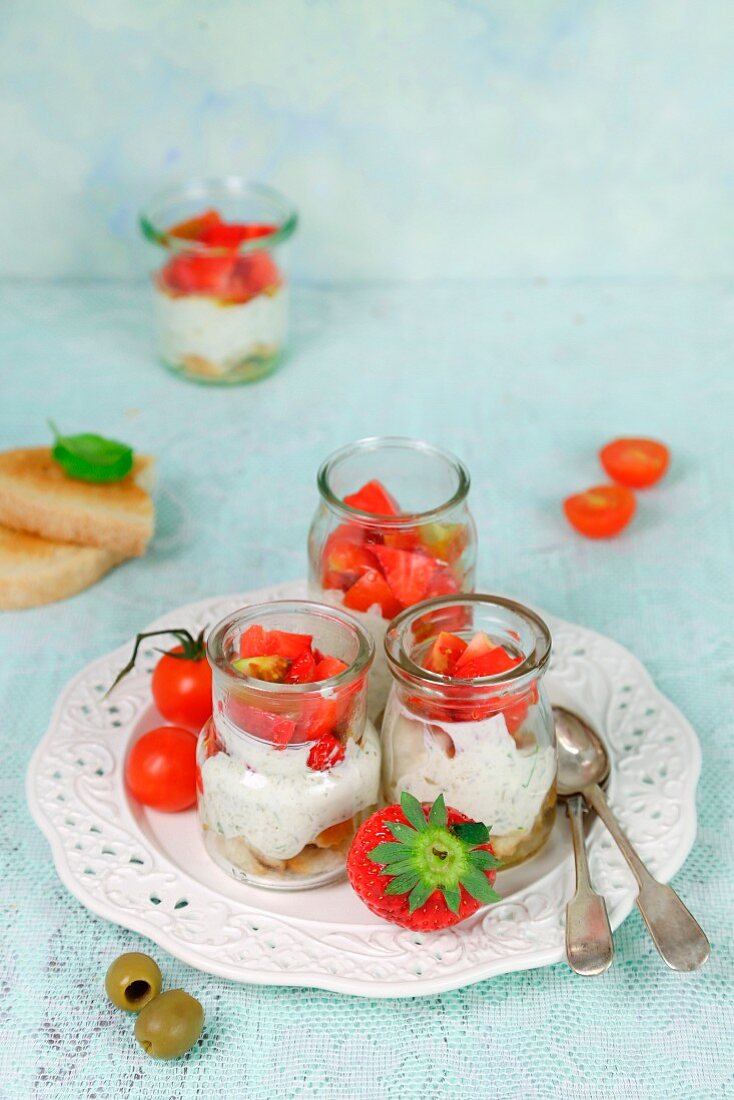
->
[139,177,298,255]
[317,437,471,527]
[207,599,374,694]
[384,594,552,687]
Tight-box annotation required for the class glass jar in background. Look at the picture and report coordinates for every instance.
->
[140,178,297,385]
[198,600,378,889]
[308,437,477,718]
[382,595,556,868]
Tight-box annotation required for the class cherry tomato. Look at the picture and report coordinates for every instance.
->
[600,438,670,489]
[563,484,636,539]
[152,646,212,732]
[125,726,198,812]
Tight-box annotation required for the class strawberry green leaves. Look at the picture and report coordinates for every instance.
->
[49,421,134,483]
[366,792,501,917]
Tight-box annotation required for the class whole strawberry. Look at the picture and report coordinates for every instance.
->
[347,792,501,932]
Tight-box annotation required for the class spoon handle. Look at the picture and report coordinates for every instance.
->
[565,796,614,976]
[584,784,710,971]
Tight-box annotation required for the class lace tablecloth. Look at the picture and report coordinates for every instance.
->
[1,281,731,1099]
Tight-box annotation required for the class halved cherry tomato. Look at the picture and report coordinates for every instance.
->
[125,726,198,812]
[600,438,670,489]
[563,484,636,539]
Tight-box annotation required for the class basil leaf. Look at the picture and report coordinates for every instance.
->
[50,421,134,483]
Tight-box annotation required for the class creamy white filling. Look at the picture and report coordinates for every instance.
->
[154,286,287,367]
[199,719,380,861]
[382,706,556,835]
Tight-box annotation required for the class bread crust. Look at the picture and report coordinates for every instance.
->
[0,525,127,610]
[0,449,154,557]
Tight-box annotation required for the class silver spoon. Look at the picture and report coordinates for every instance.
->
[554,706,710,972]
[562,792,614,975]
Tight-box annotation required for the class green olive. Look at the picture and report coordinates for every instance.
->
[104,952,162,1012]
[134,989,204,1060]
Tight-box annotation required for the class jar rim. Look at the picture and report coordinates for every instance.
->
[317,437,471,527]
[139,177,298,255]
[384,594,552,688]
[207,599,374,695]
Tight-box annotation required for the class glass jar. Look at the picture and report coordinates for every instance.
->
[140,177,297,385]
[308,437,477,717]
[198,600,378,889]
[382,595,556,868]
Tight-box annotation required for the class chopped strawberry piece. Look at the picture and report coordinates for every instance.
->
[262,630,313,660]
[372,546,435,608]
[226,701,296,748]
[343,569,402,619]
[168,208,223,241]
[307,733,346,771]
[343,480,400,516]
[285,648,318,684]
[313,655,349,680]
[239,624,267,658]
[424,632,468,675]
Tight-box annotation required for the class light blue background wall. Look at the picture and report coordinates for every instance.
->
[2,0,733,282]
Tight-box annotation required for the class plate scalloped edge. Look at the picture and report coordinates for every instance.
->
[26,579,702,998]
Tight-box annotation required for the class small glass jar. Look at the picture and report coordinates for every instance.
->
[140,177,297,385]
[382,595,556,868]
[308,437,477,717]
[197,600,378,889]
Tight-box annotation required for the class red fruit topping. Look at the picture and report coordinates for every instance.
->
[599,438,670,489]
[262,630,314,661]
[298,697,340,741]
[307,733,346,771]
[347,793,500,932]
[313,655,349,680]
[321,536,376,586]
[168,209,223,241]
[239,624,267,658]
[198,222,277,248]
[285,648,318,684]
[343,569,402,619]
[382,527,421,552]
[563,484,636,539]
[227,701,296,748]
[424,563,461,598]
[160,253,242,299]
[454,633,522,679]
[423,631,468,675]
[343,480,400,516]
[372,546,436,608]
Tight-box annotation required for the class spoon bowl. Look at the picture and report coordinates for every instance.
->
[554,706,610,796]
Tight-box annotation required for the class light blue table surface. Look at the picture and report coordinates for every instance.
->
[1,279,732,1099]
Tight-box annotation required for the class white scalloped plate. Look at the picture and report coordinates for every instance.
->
[27,580,701,998]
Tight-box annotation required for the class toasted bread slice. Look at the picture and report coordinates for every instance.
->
[0,524,128,610]
[0,448,154,557]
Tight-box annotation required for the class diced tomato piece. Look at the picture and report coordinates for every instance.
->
[419,522,468,565]
[563,484,636,539]
[168,208,223,241]
[502,691,533,735]
[159,252,242,299]
[372,546,435,608]
[382,527,421,551]
[321,535,376,588]
[424,563,461,598]
[298,696,339,741]
[199,222,278,248]
[239,624,267,658]
[313,656,349,680]
[423,632,468,675]
[232,655,289,682]
[285,648,318,684]
[226,701,296,748]
[307,733,346,771]
[343,569,402,619]
[262,630,313,660]
[343,480,400,516]
[233,251,280,296]
[599,438,670,489]
[404,695,454,722]
[454,634,522,679]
